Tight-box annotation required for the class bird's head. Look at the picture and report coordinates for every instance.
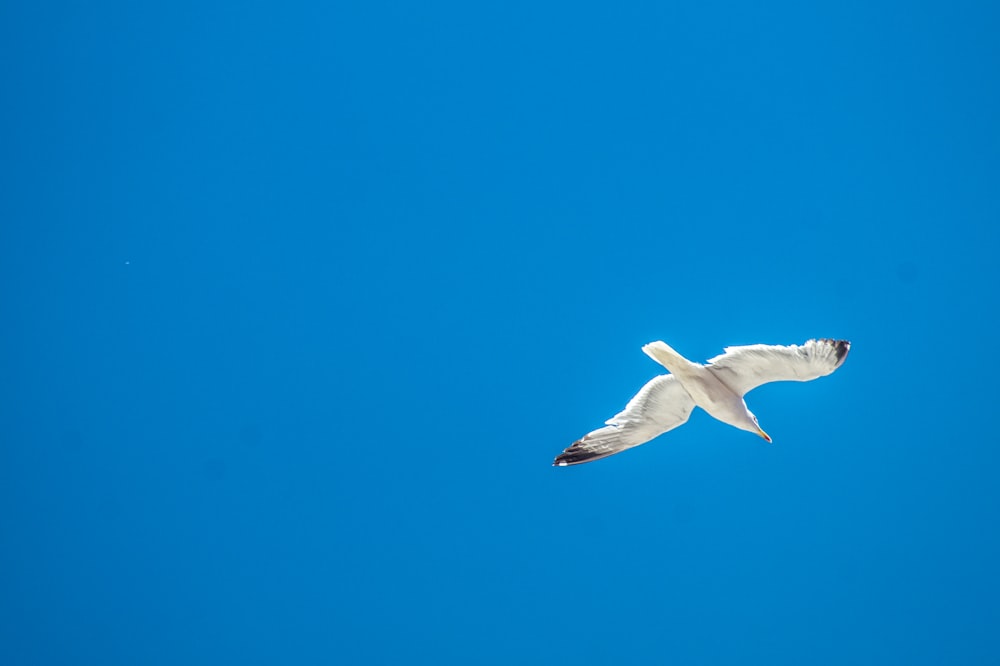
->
[746,411,772,443]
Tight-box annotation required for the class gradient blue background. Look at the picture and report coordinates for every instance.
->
[2,1,999,664]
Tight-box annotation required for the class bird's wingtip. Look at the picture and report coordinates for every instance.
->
[816,338,851,365]
[553,438,612,467]
[833,339,850,364]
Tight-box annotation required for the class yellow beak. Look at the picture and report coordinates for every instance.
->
[757,426,772,443]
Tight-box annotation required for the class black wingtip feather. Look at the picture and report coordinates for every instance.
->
[552,440,614,467]
[832,339,851,364]
[817,338,851,366]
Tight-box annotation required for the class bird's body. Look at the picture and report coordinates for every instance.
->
[554,338,850,466]
[643,341,751,430]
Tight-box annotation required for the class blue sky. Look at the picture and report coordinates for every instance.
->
[2,1,999,664]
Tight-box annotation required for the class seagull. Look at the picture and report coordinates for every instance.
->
[553,338,850,466]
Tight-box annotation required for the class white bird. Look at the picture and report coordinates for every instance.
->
[554,338,850,466]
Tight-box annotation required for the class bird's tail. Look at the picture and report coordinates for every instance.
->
[642,340,690,373]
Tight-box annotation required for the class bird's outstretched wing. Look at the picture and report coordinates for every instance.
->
[554,374,695,466]
[707,338,850,397]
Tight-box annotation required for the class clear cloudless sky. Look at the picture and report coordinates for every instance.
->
[2,1,999,664]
